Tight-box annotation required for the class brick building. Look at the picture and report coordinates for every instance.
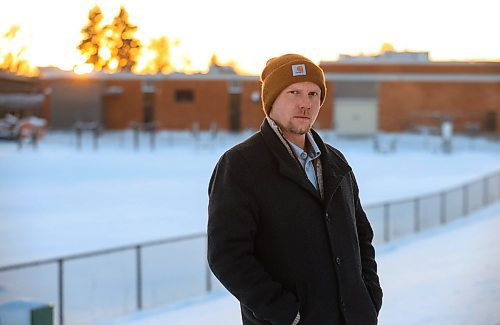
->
[320,52,500,135]
[39,53,500,136]
[0,71,50,120]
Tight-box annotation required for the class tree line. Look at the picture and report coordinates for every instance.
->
[77,5,175,74]
[0,5,187,76]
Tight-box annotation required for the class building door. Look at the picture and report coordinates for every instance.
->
[228,80,241,131]
[229,93,241,131]
[334,98,378,136]
[143,92,154,124]
[485,111,497,133]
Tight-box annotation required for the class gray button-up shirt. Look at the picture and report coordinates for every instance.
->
[288,132,321,190]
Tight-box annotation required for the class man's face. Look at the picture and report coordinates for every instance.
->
[269,81,321,139]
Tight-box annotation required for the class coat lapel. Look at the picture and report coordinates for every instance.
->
[278,157,322,201]
[311,130,352,206]
[260,120,322,201]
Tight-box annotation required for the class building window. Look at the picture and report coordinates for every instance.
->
[175,89,194,103]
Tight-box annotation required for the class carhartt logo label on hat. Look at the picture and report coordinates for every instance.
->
[291,64,306,76]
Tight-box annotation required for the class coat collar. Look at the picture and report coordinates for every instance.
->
[260,119,351,205]
[310,128,352,205]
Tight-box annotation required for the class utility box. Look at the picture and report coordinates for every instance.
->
[0,300,53,325]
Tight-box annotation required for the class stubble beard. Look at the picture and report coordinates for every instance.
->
[284,119,312,135]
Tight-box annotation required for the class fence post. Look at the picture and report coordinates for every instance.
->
[483,176,489,206]
[31,128,39,150]
[132,122,140,151]
[440,192,446,224]
[76,125,82,151]
[497,172,500,199]
[147,122,156,151]
[414,198,420,233]
[58,259,64,325]
[383,203,390,242]
[462,184,469,216]
[136,246,142,310]
[17,131,23,149]
[206,262,212,293]
[93,126,99,151]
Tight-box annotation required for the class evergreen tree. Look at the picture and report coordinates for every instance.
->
[104,6,141,72]
[142,36,174,74]
[380,42,395,53]
[150,36,171,73]
[209,53,220,66]
[77,5,104,71]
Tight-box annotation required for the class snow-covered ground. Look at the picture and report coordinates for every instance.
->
[0,130,499,324]
[101,201,500,325]
[1,130,499,266]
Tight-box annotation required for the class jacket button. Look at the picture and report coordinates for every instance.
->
[325,212,330,223]
[336,257,341,265]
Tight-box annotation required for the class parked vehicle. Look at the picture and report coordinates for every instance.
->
[0,114,47,141]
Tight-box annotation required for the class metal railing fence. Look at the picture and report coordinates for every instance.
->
[0,170,499,324]
[0,233,213,325]
[365,170,500,245]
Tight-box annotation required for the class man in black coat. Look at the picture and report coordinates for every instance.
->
[207,54,382,325]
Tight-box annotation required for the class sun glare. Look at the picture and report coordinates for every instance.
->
[107,58,119,71]
[1,0,499,76]
[99,47,111,61]
[73,63,94,75]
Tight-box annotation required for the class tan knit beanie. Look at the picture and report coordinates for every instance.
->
[260,54,327,115]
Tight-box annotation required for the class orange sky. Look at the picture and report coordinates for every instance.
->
[1,0,499,75]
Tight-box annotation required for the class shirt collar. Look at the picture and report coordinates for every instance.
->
[266,116,321,160]
[288,133,321,161]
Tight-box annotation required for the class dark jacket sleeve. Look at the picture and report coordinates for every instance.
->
[207,149,299,325]
[352,172,383,313]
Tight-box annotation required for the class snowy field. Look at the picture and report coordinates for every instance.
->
[0,129,499,324]
[101,201,500,325]
[1,130,499,266]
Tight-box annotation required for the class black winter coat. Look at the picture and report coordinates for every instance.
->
[207,120,382,325]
